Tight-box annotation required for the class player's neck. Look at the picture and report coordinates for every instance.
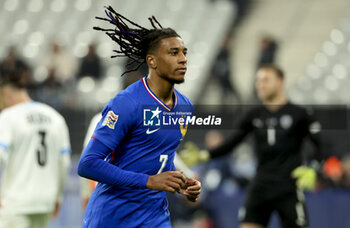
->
[263,93,288,112]
[146,75,175,108]
[9,90,31,107]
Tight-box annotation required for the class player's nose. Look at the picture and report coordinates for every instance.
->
[178,53,187,65]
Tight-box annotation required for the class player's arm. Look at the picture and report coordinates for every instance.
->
[206,115,254,159]
[0,145,8,166]
[0,112,11,171]
[303,108,325,169]
[53,119,71,218]
[0,144,7,208]
[292,108,324,191]
[78,138,186,192]
[209,125,251,159]
[0,144,8,209]
[307,125,323,167]
[78,138,149,188]
[78,94,185,192]
[179,113,253,167]
[208,110,254,159]
[78,95,151,188]
[0,112,10,209]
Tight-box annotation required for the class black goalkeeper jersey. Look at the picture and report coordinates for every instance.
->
[210,102,321,193]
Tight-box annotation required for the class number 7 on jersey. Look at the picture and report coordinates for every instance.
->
[157,155,168,174]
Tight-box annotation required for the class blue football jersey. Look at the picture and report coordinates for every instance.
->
[82,77,193,228]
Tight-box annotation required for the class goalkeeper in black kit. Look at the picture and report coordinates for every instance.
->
[195,65,323,228]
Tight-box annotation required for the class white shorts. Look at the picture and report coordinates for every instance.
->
[0,213,51,228]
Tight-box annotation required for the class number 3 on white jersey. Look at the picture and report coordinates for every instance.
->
[157,155,168,174]
[37,130,47,166]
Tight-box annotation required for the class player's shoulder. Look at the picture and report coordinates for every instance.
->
[286,102,302,109]
[108,79,142,110]
[34,101,58,112]
[244,105,264,118]
[285,102,308,115]
[0,107,11,120]
[34,102,67,122]
[1,102,42,117]
[0,101,66,124]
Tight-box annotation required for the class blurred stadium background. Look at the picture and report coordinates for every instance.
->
[2,0,350,227]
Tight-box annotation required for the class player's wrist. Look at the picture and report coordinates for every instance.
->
[141,174,150,189]
[145,175,154,190]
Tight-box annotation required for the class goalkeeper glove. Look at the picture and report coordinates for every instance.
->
[291,166,317,191]
[179,142,210,167]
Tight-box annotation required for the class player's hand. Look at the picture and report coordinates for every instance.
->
[146,171,187,193]
[179,177,201,202]
[179,142,209,167]
[292,166,317,191]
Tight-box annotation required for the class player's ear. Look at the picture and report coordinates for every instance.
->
[146,54,157,70]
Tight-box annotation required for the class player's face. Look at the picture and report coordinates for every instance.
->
[255,68,283,102]
[154,37,187,84]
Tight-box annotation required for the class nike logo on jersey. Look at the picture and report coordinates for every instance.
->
[146,128,160,134]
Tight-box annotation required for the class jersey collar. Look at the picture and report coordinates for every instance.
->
[142,76,178,112]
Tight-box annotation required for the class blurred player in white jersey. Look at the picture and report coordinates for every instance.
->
[0,72,71,228]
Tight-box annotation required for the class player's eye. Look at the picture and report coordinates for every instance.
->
[183,51,187,56]
[170,51,178,56]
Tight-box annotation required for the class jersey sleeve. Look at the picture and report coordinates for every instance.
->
[209,109,254,158]
[304,108,322,135]
[92,94,137,150]
[0,112,12,150]
[57,118,71,203]
[78,138,149,189]
[303,108,324,167]
[60,118,72,155]
[0,112,12,161]
[77,94,149,189]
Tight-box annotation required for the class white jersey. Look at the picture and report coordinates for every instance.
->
[0,101,71,215]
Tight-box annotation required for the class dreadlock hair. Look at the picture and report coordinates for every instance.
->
[93,6,181,76]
